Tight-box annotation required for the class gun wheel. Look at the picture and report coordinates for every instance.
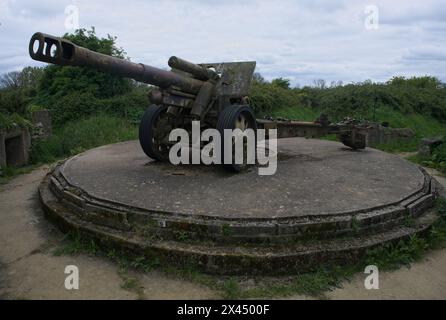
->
[139,105,172,161]
[217,105,257,172]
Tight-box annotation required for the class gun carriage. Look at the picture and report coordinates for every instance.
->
[29,32,366,171]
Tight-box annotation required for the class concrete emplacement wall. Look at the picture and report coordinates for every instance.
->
[0,127,31,168]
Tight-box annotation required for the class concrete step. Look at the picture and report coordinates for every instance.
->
[39,174,439,275]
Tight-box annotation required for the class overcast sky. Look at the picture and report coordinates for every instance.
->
[1,0,445,86]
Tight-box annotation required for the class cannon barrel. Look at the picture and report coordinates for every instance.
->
[168,56,218,81]
[29,32,204,94]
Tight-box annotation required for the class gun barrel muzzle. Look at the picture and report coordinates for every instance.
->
[29,32,204,94]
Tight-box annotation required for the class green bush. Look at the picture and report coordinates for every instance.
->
[250,81,306,116]
[423,143,446,174]
[44,88,149,126]
[32,28,150,127]
[305,77,446,122]
[0,67,43,116]
[0,113,32,130]
[250,76,446,125]
[30,114,137,164]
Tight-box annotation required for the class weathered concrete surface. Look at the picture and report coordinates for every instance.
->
[31,110,52,141]
[0,168,217,300]
[62,138,425,218]
[39,138,438,274]
[365,123,415,147]
[0,164,446,299]
[0,127,31,168]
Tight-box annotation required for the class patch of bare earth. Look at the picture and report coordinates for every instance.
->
[0,167,217,300]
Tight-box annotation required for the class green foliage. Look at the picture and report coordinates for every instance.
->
[34,28,147,126]
[30,114,137,164]
[53,232,98,256]
[251,76,446,127]
[372,106,445,153]
[48,198,446,299]
[364,236,429,270]
[40,87,148,126]
[437,198,446,217]
[417,143,446,174]
[235,208,446,299]
[0,164,38,185]
[222,224,232,237]
[130,256,160,273]
[387,76,442,89]
[374,107,445,138]
[38,27,130,97]
[0,67,44,115]
[271,78,291,90]
[301,77,446,122]
[430,143,446,164]
[375,139,420,153]
[351,216,360,233]
[0,113,32,130]
[250,76,445,154]
[250,80,306,116]
[269,105,320,121]
[26,104,46,113]
[0,89,28,115]
[222,278,241,299]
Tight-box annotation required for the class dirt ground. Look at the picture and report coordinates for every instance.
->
[1,165,446,300]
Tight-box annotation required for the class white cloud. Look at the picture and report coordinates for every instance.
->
[0,0,445,85]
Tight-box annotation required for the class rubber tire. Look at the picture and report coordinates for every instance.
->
[216,105,257,172]
[139,105,169,161]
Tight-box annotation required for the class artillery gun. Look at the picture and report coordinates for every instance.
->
[29,32,367,171]
[29,32,258,171]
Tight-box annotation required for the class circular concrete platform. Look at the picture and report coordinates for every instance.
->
[39,138,441,275]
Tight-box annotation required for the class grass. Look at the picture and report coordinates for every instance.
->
[0,114,138,184]
[374,107,445,139]
[375,139,420,153]
[0,113,32,130]
[3,105,445,297]
[30,114,137,164]
[269,105,320,121]
[53,232,98,256]
[236,267,350,299]
[269,105,445,141]
[221,278,241,299]
[2,105,442,182]
[236,203,446,299]
[269,105,445,154]
[372,107,445,153]
[0,164,39,185]
[407,143,446,175]
[51,198,446,299]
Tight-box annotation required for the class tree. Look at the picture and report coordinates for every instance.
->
[0,67,44,115]
[271,78,290,90]
[252,72,266,84]
[0,67,43,91]
[330,80,343,88]
[0,71,22,89]
[387,76,441,89]
[313,79,326,89]
[32,27,139,125]
[37,27,132,101]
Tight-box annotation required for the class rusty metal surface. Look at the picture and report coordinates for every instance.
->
[201,62,256,97]
[257,116,369,150]
[29,31,369,163]
[29,32,204,94]
[168,56,218,81]
[29,32,262,166]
